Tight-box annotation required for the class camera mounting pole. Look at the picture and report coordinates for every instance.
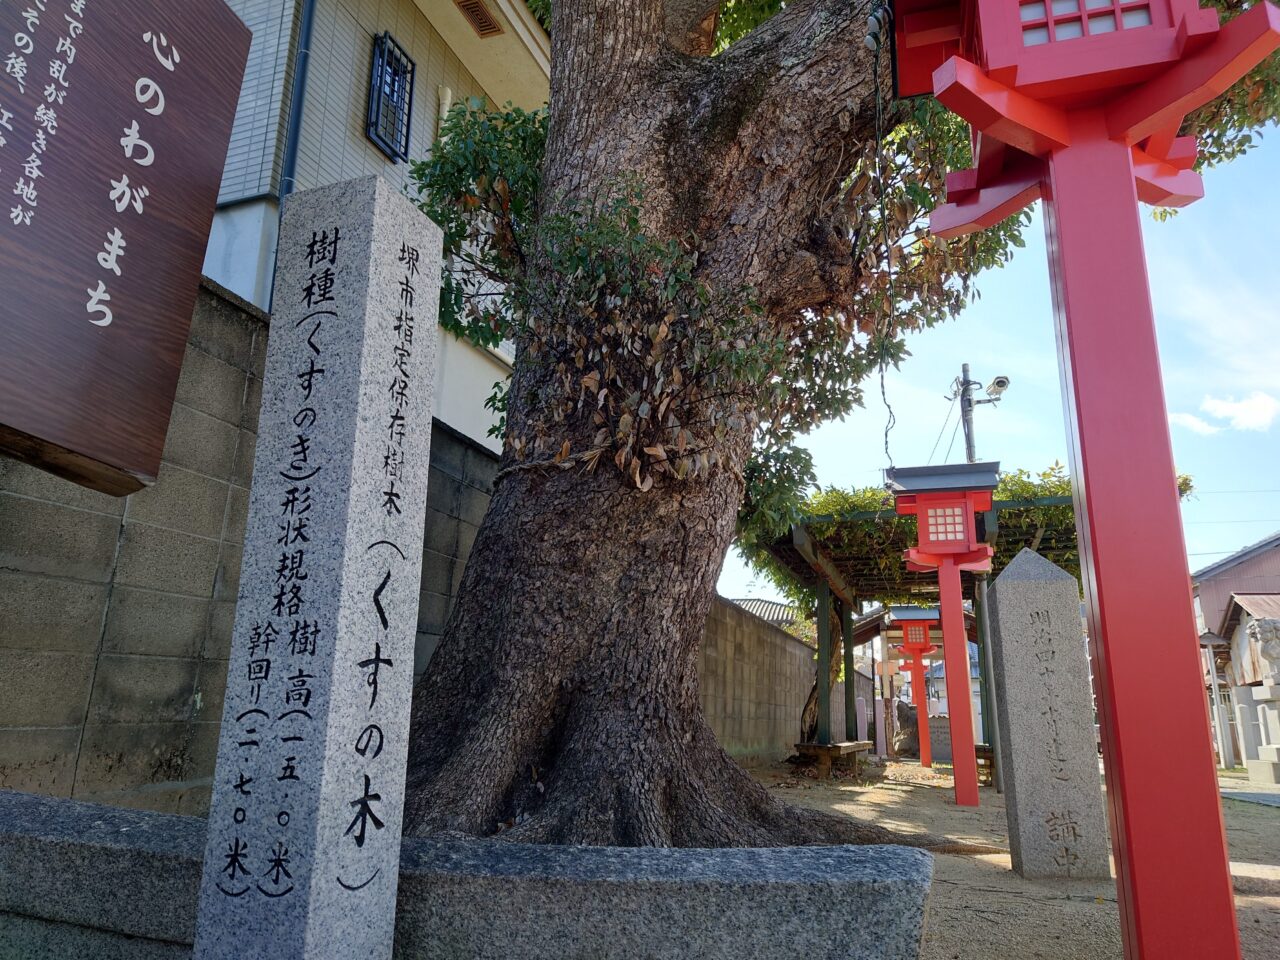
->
[959,362,977,464]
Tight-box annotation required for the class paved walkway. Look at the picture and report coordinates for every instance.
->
[758,761,1280,959]
[1221,774,1280,809]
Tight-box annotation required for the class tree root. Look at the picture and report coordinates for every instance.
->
[409,717,1004,857]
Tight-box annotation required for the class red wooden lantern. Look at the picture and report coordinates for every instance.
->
[888,2,1280,955]
[887,462,998,805]
[894,612,940,768]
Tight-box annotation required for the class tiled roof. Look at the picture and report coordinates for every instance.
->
[1191,531,1280,582]
[730,598,800,628]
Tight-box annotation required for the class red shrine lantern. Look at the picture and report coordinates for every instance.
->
[887,462,998,806]
[894,613,940,768]
[894,0,1219,102]
[888,2,1279,955]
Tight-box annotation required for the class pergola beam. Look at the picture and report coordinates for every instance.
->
[791,523,857,608]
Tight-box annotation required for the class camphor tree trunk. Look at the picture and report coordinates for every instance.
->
[404,0,922,847]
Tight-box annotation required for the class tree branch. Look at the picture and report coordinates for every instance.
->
[682,0,897,316]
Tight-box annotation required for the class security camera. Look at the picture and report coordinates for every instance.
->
[986,376,1011,399]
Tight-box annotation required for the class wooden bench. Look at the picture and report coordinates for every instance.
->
[975,743,995,787]
[795,741,874,780]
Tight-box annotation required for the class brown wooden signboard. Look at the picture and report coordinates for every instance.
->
[0,0,250,495]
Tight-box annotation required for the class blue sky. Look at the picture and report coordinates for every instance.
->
[719,134,1280,603]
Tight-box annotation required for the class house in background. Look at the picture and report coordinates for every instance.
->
[1192,531,1280,638]
[1214,594,1280,784]
[1192,533,1280,781]
[208,0,550,453]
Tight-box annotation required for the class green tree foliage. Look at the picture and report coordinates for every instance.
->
[421,2,1272,530]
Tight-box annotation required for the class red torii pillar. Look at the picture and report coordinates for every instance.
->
[892,2,1280,954]
[898,635,937,768]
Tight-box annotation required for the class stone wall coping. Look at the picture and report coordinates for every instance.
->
[199,275,270,326]
[399,834,930,887]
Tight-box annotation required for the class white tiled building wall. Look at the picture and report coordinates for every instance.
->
[293,0,488,195]
[217,0,488,204]
[219,0,301,203]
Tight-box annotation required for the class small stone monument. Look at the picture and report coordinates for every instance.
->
[856,696,869,742]
[989,549,1110,880]
[194,176,441,958]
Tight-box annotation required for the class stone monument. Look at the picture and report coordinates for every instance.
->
[193,176,442,958]
[988,549,1110,880]
[856,696,869,742]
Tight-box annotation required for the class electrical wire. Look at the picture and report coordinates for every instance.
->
[927,395,958,465]
[869,4,897,470]
[944,411,963,462]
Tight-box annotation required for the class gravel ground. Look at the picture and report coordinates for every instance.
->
[754,760,1280,960]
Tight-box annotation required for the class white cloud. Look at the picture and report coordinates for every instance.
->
[1169,412,1221,436]
[1199,392,1280,432]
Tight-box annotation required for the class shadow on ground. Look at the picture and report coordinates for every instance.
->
[752,761,1280,960]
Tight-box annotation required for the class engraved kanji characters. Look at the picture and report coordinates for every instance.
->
[344,775,385,848]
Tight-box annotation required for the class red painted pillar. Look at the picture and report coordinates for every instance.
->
[938,558,979,806]
[911,654,933,768]
[1044,112,1239,959]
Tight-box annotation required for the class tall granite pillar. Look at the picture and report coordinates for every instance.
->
[194,176,442,958]
[988,549,1110,879]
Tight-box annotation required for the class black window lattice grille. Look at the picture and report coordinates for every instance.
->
[367,32,416,162]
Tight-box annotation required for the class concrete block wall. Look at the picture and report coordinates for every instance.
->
[0,282,484,814]
[0,282,267,814]
[700,598,875,764]
[413,422,498,676]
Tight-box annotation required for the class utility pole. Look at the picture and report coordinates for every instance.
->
[957,362,1006,793]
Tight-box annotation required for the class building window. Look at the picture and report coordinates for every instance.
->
[367,32,415,162]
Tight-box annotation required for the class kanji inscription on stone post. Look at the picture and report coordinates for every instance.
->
[988,549,1110,879]
[194,176,442,959]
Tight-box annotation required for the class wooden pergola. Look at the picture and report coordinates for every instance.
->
[765,496,1079,754]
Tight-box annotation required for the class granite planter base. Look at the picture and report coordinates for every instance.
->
[0,790,932,959]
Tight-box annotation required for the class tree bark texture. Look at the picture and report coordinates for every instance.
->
[404,0,933,848]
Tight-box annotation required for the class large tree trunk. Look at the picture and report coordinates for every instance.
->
[404,456,910,846]
[404,0,922,847]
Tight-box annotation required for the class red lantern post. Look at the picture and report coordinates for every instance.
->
[887,461,999,807]
[898,618,939,768]
[889,3,1279,955]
